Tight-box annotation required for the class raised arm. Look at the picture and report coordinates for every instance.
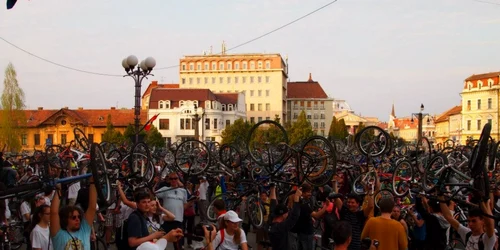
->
[363,194,374,218]
[480,200,495,238]
[50,185,61,237]
[439,197,460,231]
[85,177,97,226]
[117,181,136,209]
[157,200,176,221]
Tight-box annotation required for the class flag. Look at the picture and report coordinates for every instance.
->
[144,114,158,132]
[144,124,152,132]
[148,113,159,124]
[6,0,17,9]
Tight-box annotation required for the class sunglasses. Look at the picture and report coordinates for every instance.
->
[70,215,81,221]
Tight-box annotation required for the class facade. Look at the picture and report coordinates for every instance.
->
[335,110,380,135]
[333,99,352,115]
[286,74,334,137]
[461,72,500,144]
[147,87,246,143]
[434,106,462,144]
[21,107,141,151]
[387,105,435,143]
[178,50,288,123]
[142,81,179,110]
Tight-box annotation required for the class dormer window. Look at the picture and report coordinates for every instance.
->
[221,104,226,111]
[228,104,233,111]
[165,101,170,109]
[180,101,185,107]
[159,101,164,109]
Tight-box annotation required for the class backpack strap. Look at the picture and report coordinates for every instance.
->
[466,231,485,250]
[216,229,225,250]
[465,231,472,246]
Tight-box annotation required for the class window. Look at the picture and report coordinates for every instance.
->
[226,120,230,127]
[182,78,186,84]
[467,100,471,111]
[159,101,164,109]
[219,77,223,84]
[467,120,471,130]
[266,76,270,83]
[180,101,185,107]
[189,64,194,70]
[258,117,263,122]
[477,99,482,110]
[212,77,216,84]
[266,90,270,96]
[214,119,218,129]
[204,63,209,70]
[197,63,201,70]
[250,117,255,123]
[222,104,226,111]
[205,118,210,129]
[488,98,492,109]
[265,61,270,69]
[189,78,193,84]
[21,134,27,146]
[243,62,247,69]
[258,76,262,83]
[477,120,482,130]
[204,77,208,84]
[266,103,270,111]
[258,61,262,69]
[314,113,319,119]
[488,119,493,125]
[159,119,170,130]
[186,119,191,129]
[88,134,94,143]
[250,90,254,96]
[314,122,318,129]
[250,61,255,69]
[220,63,224,70]
[250,77,254,83]
[196,78,200,84]
[258,103,262,111]
[320,114,325,119]
[180,119,185,130]
[235,62,239,69]
[227,77,231,84]
[182,64,186,71]
[320,122,325,128]
[47,134,54,145]
[250,104,255,111]
[307,114,312,119]
[235,77,239,84]
[34,134,40,146]
[258,90,262,96]
[320,130,325,136]
[242,77,247,84]
[212,62,217,70]
[61,134,67,145]
[227,62,232,70]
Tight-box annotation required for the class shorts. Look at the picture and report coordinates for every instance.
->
[105,210,116,227]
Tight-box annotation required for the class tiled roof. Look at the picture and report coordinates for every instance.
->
[465,72,500,81]
[149,88,217,109]
[142,80,179,98]
[215,93,239,105]
[24,108,145,128]
[377,122,388,130]
[393,117,418,129]
[435,105,462,123]
[287,76,329,99]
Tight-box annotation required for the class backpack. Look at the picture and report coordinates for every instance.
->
[465,231,484,250]
[119,211,149,250]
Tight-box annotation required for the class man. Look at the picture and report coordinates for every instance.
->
[415,195,450,250]
[406,206,426,250]
[440,198,496,250]
[334,193,374,250]
[197,176,209,223]
[50,177,97,250]
[268,185,302,250]
[332,221,352,250]
[290,183,329,250]
[155,172,194,250]
[361,198,408,250]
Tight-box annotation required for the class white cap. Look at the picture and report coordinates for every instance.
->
[222,210,242,223]
[137,239,168,250]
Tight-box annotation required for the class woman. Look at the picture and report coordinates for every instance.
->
[204,210,248,250]
[147,198,175,235]
[391,205,409,237]
[30,205,53,250]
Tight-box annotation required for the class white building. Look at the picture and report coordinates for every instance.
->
[148,87,246,143]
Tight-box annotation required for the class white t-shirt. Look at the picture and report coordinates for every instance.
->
[68,182,81,199]
[457,224,497,250]
[210,229,247,250]
[20,201,31,222]
[5,200,10,219]
[198,181,209,201]
[30,224,53,250]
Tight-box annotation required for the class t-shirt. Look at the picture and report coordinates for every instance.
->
[198,181,209,200]
[20,201,30,222]
[30,224,53,250]
[210,229,247,250]
[68,182,81,200]
[361,216,407,250]
[290,200,314,235]
[127,212,150,250]
[340,206,367,250]
[457,224,497,250]
[156,187,187,223]
[146,215,163,234]
[412,212,426,241]
[268,201,301,250]
[52,219,91,250]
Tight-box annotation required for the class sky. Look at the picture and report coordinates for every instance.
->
[1,0,500,121]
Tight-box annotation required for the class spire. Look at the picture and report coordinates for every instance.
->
[391,103,396,118]
[222,41,226,55]
[308,73,313,82]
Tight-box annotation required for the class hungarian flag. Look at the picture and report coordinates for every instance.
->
[6,0,17,9]
[144,114,159,131]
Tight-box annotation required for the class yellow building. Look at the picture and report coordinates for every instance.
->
[334,110,380,135]
[178,47,288,123]
[20,107,143,151]
[461,72,500,144]
[434,106,462,145]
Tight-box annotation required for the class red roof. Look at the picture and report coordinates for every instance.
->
[215,93,239,105]
[149,88,240,109]
[287,75,328,99]
[435,105,462,123]
[464,72,500,89]
[377,122,388,130]
[142,80,179,98]
[393,117,418,129]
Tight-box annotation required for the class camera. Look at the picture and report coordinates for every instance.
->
[193,223,215,242]
[361,238,378,249]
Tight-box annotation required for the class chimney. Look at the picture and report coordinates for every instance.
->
[111,107,116,110]
[37,107,43,110]
[152,80,158,86]
[78,107,83,110]
[308,73,313,82]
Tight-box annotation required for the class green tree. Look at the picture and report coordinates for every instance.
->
[123,124,147,144]
[0,63,26,152]
[338,118,349,139]
[102,114,124,145]
[355,122,366,134]
[221,118,252,145]
[328,116,338,140]
[288,110,314,145]
[145,125,165,147]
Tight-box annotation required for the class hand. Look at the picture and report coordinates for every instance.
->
[242,196,247,202]
[164,228,183,242]
[294,188,302,202]
[91,232,96,242]
[152,231,166,239]
[323,199,330,208]
[116,180,122,189]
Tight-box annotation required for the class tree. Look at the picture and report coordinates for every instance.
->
[328,116,338,140]
[288,110,314,145]
[145,125,165,147]
[221,118,252,146]
[123,124,146,144]
[102,115,124,145]
[338,118,349,139]
[355,122,366,134]
[0,63,26,152]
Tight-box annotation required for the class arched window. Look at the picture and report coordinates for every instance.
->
[228,104,233,111]
[165,101,170,109]
[180,101,185,107]
[250,61,255,69]
[159,101,164,109]
[205,101,211,109]
[478,80,483,90]
[221,104,226,111]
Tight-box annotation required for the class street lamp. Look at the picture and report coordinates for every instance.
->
[192,104,205,141]
[122,55,156,143]
[411,103,429,143]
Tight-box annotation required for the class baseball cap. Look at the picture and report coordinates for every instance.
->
[137,239,168,250]
[222,210,242,223]
[274,203,288,216]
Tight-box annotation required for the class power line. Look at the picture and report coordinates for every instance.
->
[155,0,339,70]
[470,0,500,5]
[0,37,123,77]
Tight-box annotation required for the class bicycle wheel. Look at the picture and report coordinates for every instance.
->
[247,195,264,229]
[422,154,448,192]
[355,126,389,157]
[175,140,211,175]
[352,172,376,195]
[301,136,337,187]
[374,189,395,208]
[247,120,288,167]
[128,142,155,185]
[206,193,237,222]
[74,127,90,151]
[90,143,111,208]
[219,144,241,169]
[392,160,412,197]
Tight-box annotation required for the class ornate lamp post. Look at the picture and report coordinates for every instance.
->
[411,104,429,144]
[122,55,156,143]
[193,104,205,141]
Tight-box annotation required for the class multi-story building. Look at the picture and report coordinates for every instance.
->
[21,107,141,151]
[178,49,288,123]
[141,81,179,110]
[434,106,462,144]
[333,99,352,115]
[286,74,334,136]
[387,104,435,143]
[461,71,500,144]
[335,110,380,135]
[147,87,246,143]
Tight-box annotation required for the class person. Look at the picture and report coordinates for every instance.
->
[212,199,227,229]
[184,185,197,248]
[50,178,97,250]
[415,195,450,249]
[30,204,53,250]
[440,198,496,250]
[268,185,302,250]
[147,198,176,234]
[21,196,34,250]
[406,206,425,250]
[204,210,248,250]
[391,205,409,237]
[256,191,270,250]
[197,176,209,224]
[332,221,352,250]
[361,197,407,250]
[136,229,184,250]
